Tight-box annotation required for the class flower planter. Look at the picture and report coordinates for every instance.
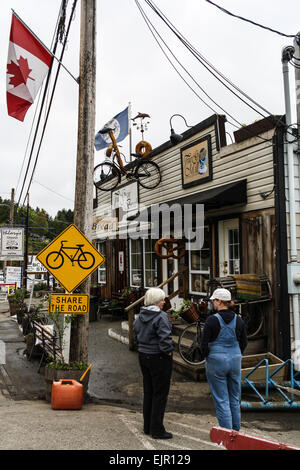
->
[8,299,18,316]
[44,367,91,403]
[180,304,199,324]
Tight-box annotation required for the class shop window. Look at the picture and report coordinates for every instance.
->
[228,228,240,275]
[129,239,142,287]
[97,241,106,284]
[189,225,210,295]
[144,239,158,288]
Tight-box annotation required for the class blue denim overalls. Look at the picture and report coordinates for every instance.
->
[205,313,242,430]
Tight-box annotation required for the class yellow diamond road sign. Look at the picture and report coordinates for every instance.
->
[36,224,105,293]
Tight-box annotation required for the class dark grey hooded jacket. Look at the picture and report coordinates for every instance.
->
[133,306,174,354]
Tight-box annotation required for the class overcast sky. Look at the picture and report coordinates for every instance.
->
[1,0,299,217]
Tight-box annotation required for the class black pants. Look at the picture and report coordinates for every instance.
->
[138,352,173,435]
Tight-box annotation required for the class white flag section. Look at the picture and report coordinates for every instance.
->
[6,13,52,121]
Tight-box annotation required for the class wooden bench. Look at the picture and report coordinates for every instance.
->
[29,319,64,373]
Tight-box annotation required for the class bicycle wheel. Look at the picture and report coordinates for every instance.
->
[46,251,64,269]
[178,321,205,366]
[93,162,120,191]
[242,303,264,338]
[78,252,95,269]
[135,160,161,189]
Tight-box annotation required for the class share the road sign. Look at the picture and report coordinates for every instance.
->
[49,293,89,314]
[36,224,105,293]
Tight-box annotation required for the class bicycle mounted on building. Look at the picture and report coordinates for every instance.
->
[93,125,161,191]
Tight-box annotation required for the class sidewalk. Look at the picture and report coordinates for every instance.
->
[1,301,300,450]
[0,300,212,412]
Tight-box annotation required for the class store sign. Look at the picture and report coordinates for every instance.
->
[6,266,22,288]
[92,216,118,237]
[112,181,139,218]
[27,255,47,273]
[181,135,212,189]
[0,228,24,261]
[48,293,89,314]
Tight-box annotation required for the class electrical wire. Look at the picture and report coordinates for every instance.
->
[16,4,65,207]
[141,0,293,143]
[33,180,74,203]
[135,0,239,124]
[204,0,296,38]
[144,0,271,118]
[15,2,64,196]
[20,0,78,207]
[137,1,279,143]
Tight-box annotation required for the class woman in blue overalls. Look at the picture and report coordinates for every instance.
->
[201,288,248,430]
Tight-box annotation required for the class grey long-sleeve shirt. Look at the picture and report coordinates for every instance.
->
[133,306,174,354]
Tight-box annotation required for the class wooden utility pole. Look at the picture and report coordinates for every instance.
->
[23,194,29,289]
[69,0,97,362]
[7,188,15,268]
[9,188,15,227]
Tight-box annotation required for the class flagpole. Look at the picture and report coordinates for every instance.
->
[11,9,79,84]
[129,102,132,162]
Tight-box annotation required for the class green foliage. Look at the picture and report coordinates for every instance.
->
[8,288,27,306]
[0,197,74,268]
[172,299,192,316]
[45,361,89,370]
[121,287,132,297]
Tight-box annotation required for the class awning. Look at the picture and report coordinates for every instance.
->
[165,179,247,210]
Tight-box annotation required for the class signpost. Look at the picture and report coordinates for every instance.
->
[36,224,105,363]
[49,293,89,314]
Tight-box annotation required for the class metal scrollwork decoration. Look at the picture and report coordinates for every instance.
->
[154,238,186,259]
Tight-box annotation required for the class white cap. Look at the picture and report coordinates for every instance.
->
[210,288,231,301]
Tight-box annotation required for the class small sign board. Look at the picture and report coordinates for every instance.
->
[0,228,24,261]
[5,266,22,288]
[49,293,89,315]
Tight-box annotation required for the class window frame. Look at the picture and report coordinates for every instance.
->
[96,240,107,285]
[188,225,210,296]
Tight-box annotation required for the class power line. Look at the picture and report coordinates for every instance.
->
[17,0,78,207]
[204,0,296,38]
[135,0,236,122]
[16,3,66,196]
[144,0,270,118]
[33,180,74,203]
[16,4,64,206]
[136,1,278,143]
[141,0,291,143]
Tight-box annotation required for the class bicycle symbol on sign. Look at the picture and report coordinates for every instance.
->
[45,240,95,270]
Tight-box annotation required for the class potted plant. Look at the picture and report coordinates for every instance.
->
[44,360,91,403]
[8,288,27,317]
[167,309,182,325]
[43,312,92,403]
[177,299,199,324]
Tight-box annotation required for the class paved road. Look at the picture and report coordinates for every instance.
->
[1,303,300,451]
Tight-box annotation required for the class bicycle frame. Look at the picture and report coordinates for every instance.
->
[108,130,127,175]
[59,242,85,263]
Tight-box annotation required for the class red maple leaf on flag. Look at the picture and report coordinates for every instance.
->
[7,56,35,88]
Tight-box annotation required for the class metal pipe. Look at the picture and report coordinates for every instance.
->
[282,47,300,367]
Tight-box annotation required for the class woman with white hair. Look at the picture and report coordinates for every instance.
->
[133,287,174,440]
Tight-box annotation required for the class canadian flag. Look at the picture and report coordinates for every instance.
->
[6,13,52,121]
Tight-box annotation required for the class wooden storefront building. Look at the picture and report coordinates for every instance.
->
[92,113,291,361]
